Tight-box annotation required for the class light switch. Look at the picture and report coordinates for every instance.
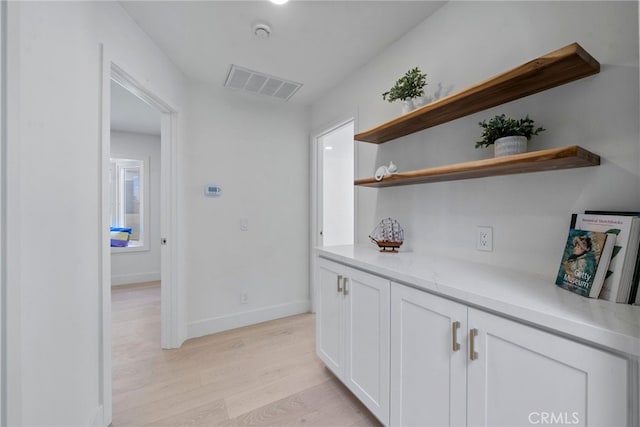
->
[240,217,249,231]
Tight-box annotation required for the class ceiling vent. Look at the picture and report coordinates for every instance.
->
[224,65,302,101]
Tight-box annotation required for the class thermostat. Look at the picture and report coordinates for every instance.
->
[204,184,223,197]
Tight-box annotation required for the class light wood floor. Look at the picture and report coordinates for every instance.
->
[111,282,381,426]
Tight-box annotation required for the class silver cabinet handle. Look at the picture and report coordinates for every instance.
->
[343,277,349,295]
[452,321,461,352]
[469,328,479,361]
[336,275,343,293]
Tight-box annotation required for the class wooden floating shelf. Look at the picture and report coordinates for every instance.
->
[354,146,600,188]
[355,43,600,144]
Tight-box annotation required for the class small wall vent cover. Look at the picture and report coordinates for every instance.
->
[224,65,302,101]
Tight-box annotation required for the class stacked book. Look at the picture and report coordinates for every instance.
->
[555,211,640,304]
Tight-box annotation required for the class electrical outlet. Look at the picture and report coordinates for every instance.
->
[240,291,248,304]
[477,226,493,252]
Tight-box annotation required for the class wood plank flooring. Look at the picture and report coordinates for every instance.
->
[111,283,381,426]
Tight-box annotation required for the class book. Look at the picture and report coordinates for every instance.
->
[570,213,640,303]
[583,211,640,305]
[555,229,616,298]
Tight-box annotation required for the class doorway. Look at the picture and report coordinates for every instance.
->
[100,55,179,426]
[317,120,355,247]
[310,119,355,311]
[110,81,161,283]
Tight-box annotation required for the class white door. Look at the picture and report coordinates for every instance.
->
[316,259,345,378]
[467,308,629,427]
[390,283,467,427]
[317,120,354,247]
[344,267,390,424]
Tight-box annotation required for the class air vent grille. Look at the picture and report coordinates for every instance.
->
[224,65,302,101]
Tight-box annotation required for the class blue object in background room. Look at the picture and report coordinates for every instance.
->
[110,227,132,247]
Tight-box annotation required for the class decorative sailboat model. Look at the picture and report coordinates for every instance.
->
[369,218,404,252]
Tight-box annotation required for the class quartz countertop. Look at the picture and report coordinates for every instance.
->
[316,245,640,358]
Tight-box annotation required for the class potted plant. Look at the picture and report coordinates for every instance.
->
[476,114,546,157]
[382,67,427,114]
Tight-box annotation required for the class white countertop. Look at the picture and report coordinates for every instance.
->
[316,245,640,358]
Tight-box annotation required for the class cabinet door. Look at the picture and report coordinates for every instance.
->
[467,308,629,427]
[344,266,390,424]
[390,283,467,427]
[316,259,345,377]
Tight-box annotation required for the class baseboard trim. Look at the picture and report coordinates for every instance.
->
[187,300,310,340]
[111,272,160,286]
[88,405,103,427]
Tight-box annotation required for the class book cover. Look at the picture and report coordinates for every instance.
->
[555,229,616,298]
[584,210,640,305]
[574,213,640,303]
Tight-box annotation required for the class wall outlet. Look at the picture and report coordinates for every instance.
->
[477,226,493,252]
[240,291,248,304]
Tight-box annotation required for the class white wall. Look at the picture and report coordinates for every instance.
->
[111,131,161,286]
[184,83,310,338]
[6,2,187,425]
[311,1,639,281]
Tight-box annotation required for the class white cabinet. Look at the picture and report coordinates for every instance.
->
[316,258,345,377]
[391,283,630,427]
[467,307,628,427]
[316,258,390,424]
[390,282,467,426]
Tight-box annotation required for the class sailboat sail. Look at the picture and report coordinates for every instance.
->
[369,218,404,252]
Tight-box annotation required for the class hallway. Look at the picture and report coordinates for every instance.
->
[111,283,380,426]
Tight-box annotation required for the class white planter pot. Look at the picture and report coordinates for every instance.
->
[494,136,527,157]
[413,96,426,108]
[401,99,415,114]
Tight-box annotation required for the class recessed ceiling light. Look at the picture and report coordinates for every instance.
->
[270,0,289,4]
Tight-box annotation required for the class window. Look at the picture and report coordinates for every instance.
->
[110,157,149,252]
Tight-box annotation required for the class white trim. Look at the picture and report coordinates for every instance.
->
[88,405,103,427]
[187,300,310,340]
[98,44,112,427]
[0,1,6,424]
[110,243,149,254]
[111,272,161,286]
[99,48,181,427]
[4,3,20,425]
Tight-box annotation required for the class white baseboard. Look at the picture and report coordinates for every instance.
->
[111,272,160,286]
[187,300,310,339]
[88,405,103,427]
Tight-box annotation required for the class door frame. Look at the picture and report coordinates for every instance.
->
[0,0,6,424]
[309,118,356,312]
[99,47,180,426]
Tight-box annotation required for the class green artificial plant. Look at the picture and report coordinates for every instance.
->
[476,114,546,149]
[382,67,427,103]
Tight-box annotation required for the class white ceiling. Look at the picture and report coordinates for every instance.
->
[111,80,162,136]
[120,0,446,106]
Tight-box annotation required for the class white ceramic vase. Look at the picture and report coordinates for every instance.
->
[412,96,426,108]
[494,136,527,157]
[401,99,415,114]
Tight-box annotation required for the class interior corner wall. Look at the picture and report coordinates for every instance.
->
[6,2,187,425]
[110,131,161,286]
[310,1,639,281]
[183,84,310,339]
